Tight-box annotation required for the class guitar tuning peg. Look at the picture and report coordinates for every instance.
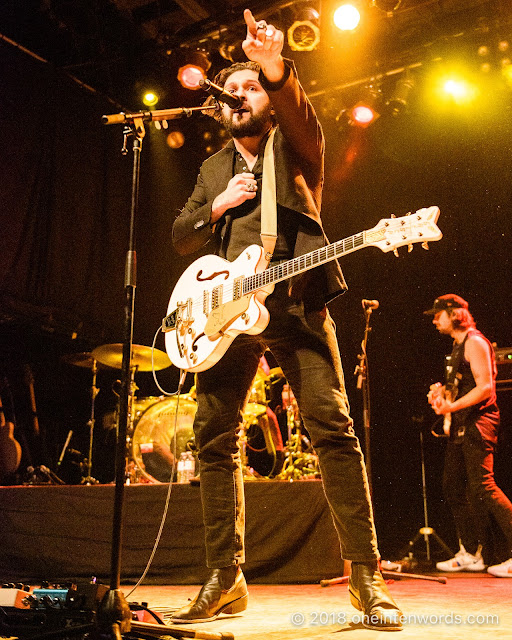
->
[393,248,399,257]
[422,242,429,250]
[408,244,413,252]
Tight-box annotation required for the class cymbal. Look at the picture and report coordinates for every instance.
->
[243,403,267,419]
[91,343,172,372]
[61,352,109,369]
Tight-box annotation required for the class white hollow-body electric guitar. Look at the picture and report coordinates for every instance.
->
[163,206,442,372]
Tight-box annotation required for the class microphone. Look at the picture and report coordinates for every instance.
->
[199,78,243,109]
[362,299,379,310]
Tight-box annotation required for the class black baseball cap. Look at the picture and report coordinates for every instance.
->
[423,294,469,315]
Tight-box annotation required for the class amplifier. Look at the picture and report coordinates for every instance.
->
[495,346,512,389]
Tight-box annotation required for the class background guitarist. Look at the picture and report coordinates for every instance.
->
[169,8,401,630]
[426,294,512,577]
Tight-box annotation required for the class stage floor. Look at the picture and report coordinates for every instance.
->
[121,574,511,640]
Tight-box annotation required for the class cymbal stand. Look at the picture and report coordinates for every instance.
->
[125,365,143,484]
[81,358,99,485]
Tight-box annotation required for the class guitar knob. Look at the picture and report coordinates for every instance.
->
[393,249,399,257]
[422,242,429,250]
[408,244,413,252]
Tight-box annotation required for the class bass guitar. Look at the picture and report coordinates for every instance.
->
[163,206,442,373]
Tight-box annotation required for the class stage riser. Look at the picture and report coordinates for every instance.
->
[0,480,343,584]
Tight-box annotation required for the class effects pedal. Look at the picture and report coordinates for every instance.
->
[0,584,32,609]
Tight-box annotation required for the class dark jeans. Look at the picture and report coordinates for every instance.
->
[193,283,378,568]
[443,411,512,560]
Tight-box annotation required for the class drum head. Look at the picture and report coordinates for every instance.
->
[132,395,196,483]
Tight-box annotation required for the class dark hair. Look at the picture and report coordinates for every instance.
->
[202,61,262,122]
[449,307,476,330]
[214,61,261,87]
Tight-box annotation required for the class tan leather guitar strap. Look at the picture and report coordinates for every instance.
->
[260,128,277,264]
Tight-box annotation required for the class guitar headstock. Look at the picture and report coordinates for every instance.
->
[366,206,442,253]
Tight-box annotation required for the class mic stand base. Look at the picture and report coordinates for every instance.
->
[320,569,447,586]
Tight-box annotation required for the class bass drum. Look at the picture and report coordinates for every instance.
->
[132,395,197,483]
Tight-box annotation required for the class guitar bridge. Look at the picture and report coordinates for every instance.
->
[162,299,194,333]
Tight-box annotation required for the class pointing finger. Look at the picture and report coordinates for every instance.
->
[244,9,258,36]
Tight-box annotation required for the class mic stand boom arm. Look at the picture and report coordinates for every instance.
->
[102,104,219,125]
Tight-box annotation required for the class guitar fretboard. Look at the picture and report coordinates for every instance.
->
[243,231,366,295]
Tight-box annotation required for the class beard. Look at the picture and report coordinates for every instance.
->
[222,104,273,138]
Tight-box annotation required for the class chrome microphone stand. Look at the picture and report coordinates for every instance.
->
[96,104,231,640]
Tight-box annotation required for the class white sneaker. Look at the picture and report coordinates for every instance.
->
[436,544,486,572]
[487,558,512,577]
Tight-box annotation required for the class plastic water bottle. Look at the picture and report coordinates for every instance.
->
[177,451,195,483]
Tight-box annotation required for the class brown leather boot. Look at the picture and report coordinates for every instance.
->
[170,565,248,624]
[349,562,403,631]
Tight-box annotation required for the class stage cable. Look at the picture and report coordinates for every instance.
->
[125,327,187,598]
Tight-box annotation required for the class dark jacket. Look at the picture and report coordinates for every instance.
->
[172,59,347,304]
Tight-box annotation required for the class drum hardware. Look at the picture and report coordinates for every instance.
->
[276,383,320,480]
[82,357,100,484]
[239,367,287,479]
[91,343,173,484]
[61,352,107,485]
[238,416,258,479]
[276,431,320,481]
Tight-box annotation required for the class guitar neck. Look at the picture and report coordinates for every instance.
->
[243,231,367,295]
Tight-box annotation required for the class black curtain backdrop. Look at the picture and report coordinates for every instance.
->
[1,36,511,561]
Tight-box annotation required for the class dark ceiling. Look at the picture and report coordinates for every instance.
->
[2,0,510,110]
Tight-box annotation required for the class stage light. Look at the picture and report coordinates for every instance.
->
[166,131,185,149]
[218,38,245,63]
[142,91,159,107]
[350,101,379,126]
[333,4,361,31]
[386,71,415,116]
[177,49,211,90]
[441,77,477,104]
[288,7,321,51]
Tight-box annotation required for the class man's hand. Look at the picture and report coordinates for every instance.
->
[427,382,444,406]
[242,9,284,81]
[211,172,258,222]
[428,383,454,415]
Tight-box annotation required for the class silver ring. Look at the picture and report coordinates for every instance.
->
[247,183,256,192]
[256,22,267,30]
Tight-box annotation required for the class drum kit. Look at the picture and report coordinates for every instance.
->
[240,367,320,480]
[62,343,195,484]
[61,344,320,484]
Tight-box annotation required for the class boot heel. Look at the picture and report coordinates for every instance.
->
[223,593,248,615]
[349,589,363,612]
